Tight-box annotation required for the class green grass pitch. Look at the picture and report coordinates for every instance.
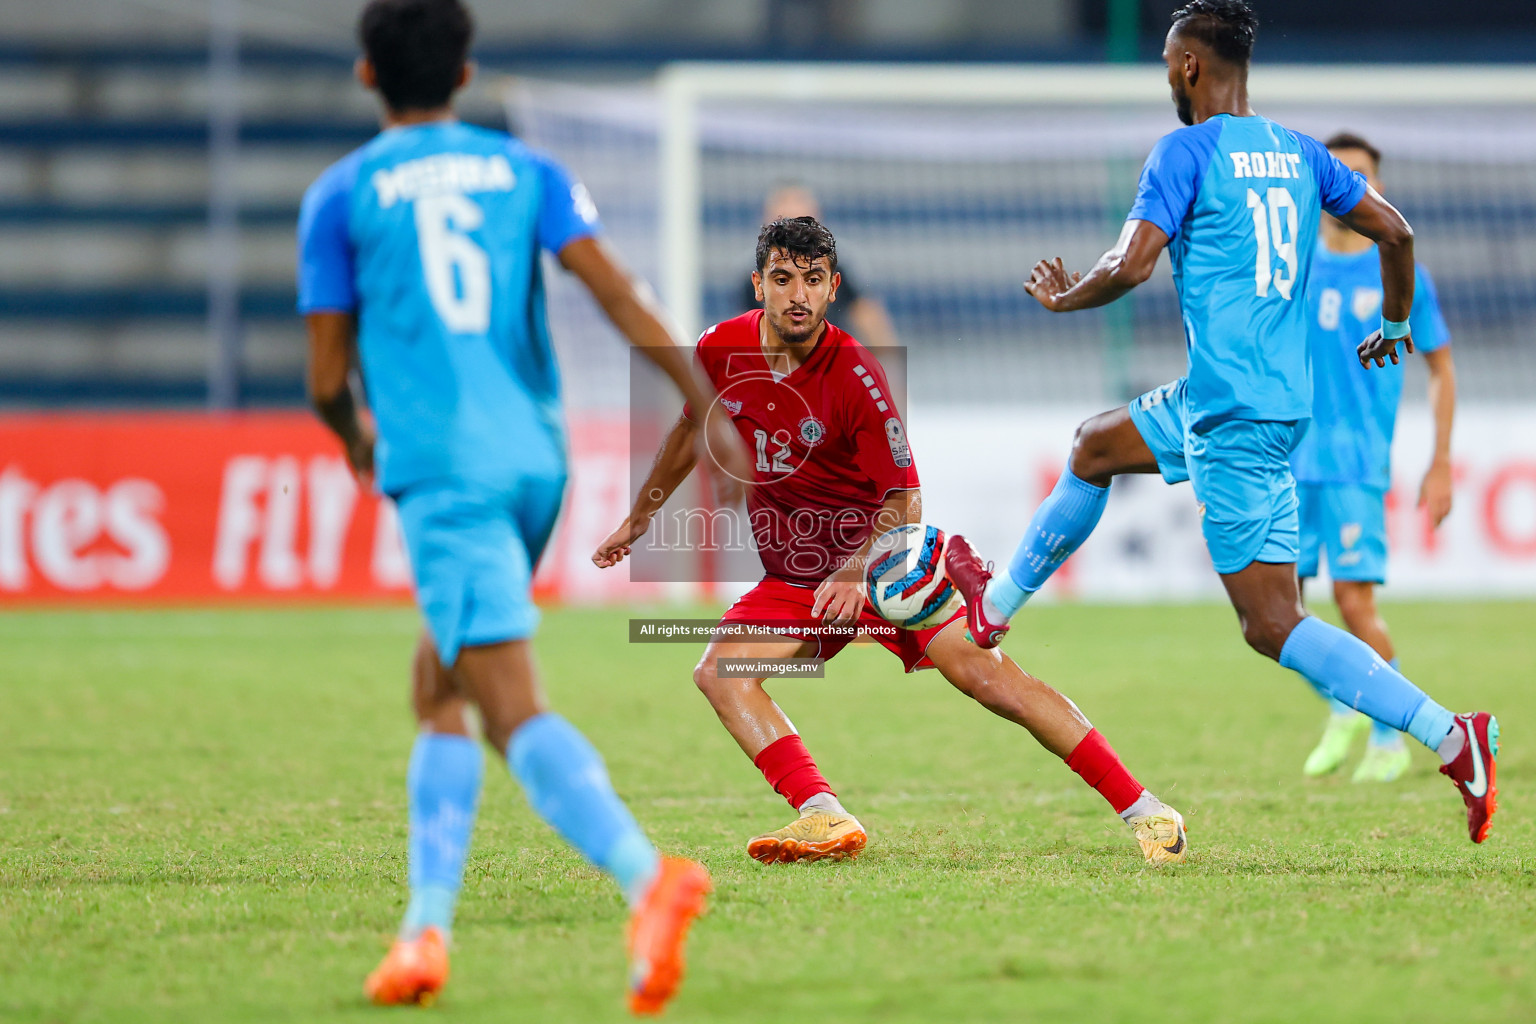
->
[2,601,1532,1023]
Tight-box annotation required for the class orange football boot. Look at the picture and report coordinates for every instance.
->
[626,858,712,1015]
[364,926,449,1006]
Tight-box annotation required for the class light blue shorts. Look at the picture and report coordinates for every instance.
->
[1129,378,1306,575]
[1297,482,1388,584]
[393,474,566,666]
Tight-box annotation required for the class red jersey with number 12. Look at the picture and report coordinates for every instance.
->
[684,310,919,585]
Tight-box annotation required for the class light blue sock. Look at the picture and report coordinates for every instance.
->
[1279,617,1454,751]
[402,731,484,939]
[1327,697,1358,716]
[508,713,660,908]
[1370,659,1407,746]
[993,467,1109,617]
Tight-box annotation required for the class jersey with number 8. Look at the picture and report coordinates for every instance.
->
[297,122,601,494]
[1128,114,1368,432]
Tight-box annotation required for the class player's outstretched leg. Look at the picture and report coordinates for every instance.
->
[505,714,710,1015]
[458,640,710,1014]
[693,636,867,864]
[1226,563,1499,842]
[923,624,1187,865]
[960,407,1163,649]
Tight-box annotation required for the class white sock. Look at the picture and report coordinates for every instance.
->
[1118,789,1163,822]
[1435,725,1466,765]
[799,792,848,816]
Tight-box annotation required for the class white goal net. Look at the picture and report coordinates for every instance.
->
[510,63,1536,412]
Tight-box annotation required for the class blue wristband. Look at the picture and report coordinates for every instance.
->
[1382,317,1411,340]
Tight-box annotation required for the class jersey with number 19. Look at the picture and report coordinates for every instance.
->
[297,121,600,495]
[1123,115,1369,575]
[296,121,601,662]
[1128,114,1367,431]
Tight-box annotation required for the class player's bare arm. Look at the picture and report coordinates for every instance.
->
[304,311,375,481]
[1024,219,1169,313]
[558,235,751,503]
[593,412,699,568]
[1341,187,1417,368]
[1421,345,1457,526]
[812,487,920,626]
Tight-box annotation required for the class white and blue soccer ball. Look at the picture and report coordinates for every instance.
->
[865,523,963,630]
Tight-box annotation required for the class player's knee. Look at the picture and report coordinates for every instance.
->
[945,658,988,701]
[943,648,1011,708]
[1068,417,1116,485]
[1238,606,1302,660]
[410,634,455,722]
[692,656,733,701]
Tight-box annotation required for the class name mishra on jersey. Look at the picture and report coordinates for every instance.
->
[372,153,515,208]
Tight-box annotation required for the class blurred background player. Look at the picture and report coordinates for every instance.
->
[595,216,1187,867]
[736,183,899,349]
[295,0,750,1011]
[946,0,1499,843]
[1296,132,1457,783]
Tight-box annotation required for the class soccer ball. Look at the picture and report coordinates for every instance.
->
[864,523,964,630]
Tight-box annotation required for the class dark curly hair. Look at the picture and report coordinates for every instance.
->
[1170,0,1258,66]
[359,0,474,112]
[755,216,838,273]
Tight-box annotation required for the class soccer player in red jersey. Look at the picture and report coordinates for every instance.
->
[596,217,1189,866]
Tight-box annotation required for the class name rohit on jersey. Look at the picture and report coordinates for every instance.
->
[372,153,515,209]
[1229,151,1303,179]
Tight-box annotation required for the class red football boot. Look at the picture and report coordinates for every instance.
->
[1438,712,1500,843]
[945,534,1010,650]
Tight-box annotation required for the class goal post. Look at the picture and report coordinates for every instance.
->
[656,61,1536,345]
[656,63,1167,343]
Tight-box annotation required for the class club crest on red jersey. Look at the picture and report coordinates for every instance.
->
[798,416,827,446]
[884,418,912,467]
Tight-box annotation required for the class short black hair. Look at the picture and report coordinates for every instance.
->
[1170,0,1258,67]
[359,0,474,112]
[1324,131,1382,170]
[755,216,838,273]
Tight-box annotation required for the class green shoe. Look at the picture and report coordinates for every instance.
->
[1352,740,1411,783]
[1303,712,1369,776]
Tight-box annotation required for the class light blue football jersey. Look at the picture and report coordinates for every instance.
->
[296,121,601,494]
[1290,245,1450,488]
[1128,114,1367,432]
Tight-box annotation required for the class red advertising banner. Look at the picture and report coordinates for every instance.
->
[0,411,679,607]
[0,412,408,604]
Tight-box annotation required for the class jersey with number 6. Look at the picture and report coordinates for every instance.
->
[1128,114,1368,432]
[296,121,600,494]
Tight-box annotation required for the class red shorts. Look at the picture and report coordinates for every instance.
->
[716,576,965,673]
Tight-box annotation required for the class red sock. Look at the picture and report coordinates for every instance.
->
[753,734,834,810]
[1065,729,1145,814]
